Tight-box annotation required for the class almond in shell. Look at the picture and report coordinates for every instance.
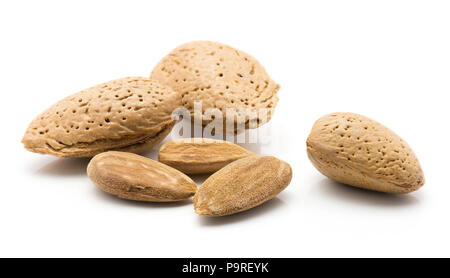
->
[22,77,180,157]
[151,41,279,133]
[307,112,425,193]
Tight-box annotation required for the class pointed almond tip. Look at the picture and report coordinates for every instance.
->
[194,205,210,216]
[21,132,31,147]
[22,137,37,154]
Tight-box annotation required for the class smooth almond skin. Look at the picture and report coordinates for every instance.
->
[87,151,197,202]
[22,77,180,158]
[194,155,292,216]
[158,138,253,174]
[307,112,425,194]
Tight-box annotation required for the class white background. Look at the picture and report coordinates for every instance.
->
[1,0,449,258]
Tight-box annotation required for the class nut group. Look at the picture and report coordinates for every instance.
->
[22,40,425,217]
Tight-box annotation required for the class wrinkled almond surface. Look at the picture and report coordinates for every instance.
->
[87,151,197,202]
[194,155,292,216]
[23,77,180,157]
[158,138,253,174]
[307,112,425,193]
